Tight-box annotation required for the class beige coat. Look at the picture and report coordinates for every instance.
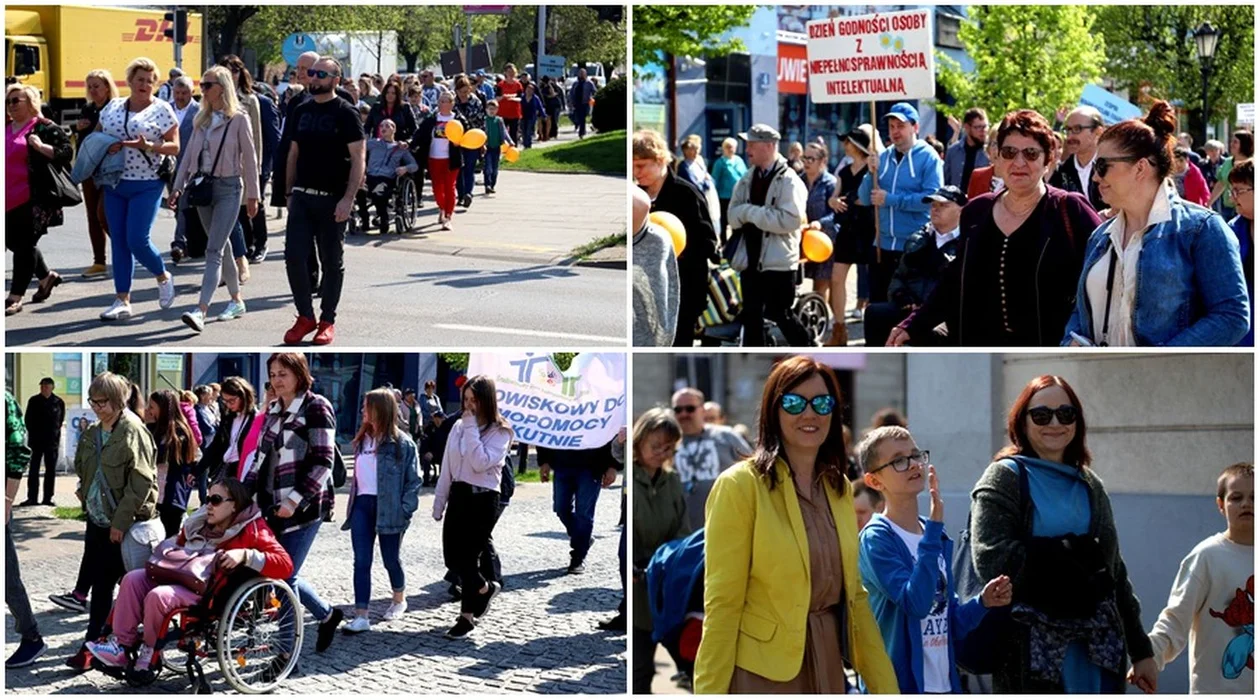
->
[172,109,260,201]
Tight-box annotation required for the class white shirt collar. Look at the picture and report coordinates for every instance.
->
[1074,152,1096,185]
[1106,181,1175,251]
[934,226,961,249]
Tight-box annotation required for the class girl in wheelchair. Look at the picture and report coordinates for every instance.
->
[86,478,294,685]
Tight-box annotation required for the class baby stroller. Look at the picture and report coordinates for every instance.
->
[695,264,831,347]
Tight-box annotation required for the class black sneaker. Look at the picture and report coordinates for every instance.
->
[597,613,626,632]
[48,591,88,614]
[16,499,36,507]
[5,638,47,668]
[171,247,185,265]
[445,616,475,639]
[316,608,344,652]
[471,581,501,619]
[448,584,462,601]
[40,500,54,506]
[249,247,268,264]
[567,559,586,575]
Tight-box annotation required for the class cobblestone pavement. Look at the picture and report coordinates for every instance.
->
[4,479,627,694]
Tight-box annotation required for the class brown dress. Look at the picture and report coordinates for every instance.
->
[730,476,849,693]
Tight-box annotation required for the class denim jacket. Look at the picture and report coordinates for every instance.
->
[1062,188,1250,346]
[71,131,125,189]
[340,431,421,535]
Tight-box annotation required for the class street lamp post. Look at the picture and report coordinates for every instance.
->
[1193,22,1221,149]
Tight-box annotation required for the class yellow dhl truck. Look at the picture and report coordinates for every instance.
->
[6,4,203,124]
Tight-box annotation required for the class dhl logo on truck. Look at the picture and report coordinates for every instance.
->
[121,19,197,44]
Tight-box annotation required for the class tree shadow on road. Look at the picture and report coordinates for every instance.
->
[403,265,580,289]
[530,662,626,695]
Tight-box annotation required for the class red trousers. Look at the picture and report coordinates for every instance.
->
[428,157,458,217]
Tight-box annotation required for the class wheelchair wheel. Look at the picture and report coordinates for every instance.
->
[395,176,419,233]
[215,577,302,694]
[794,292,831,346]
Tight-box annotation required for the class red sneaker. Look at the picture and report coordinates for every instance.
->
[283,316,318,345]
[312,321,335,346]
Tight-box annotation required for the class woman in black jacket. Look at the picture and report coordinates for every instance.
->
[365,80,417,145]
[889,110,1100,347]
[199,376,262,485]
[413,93,470,230]
[633,129,719,346]
[144,390,199,537]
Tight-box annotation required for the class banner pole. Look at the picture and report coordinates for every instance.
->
[871,99,881,264]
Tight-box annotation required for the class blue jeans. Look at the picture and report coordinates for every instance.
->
[103,178,167,294]
[484,149,501,190]
[457,147,480,199]
[523,117,536,148]
[857,262,870,301]
[572,107,589,137]
[553,468,601,562]
[277,521,332,622]
[230,219,247,259]
[349,495,405,609]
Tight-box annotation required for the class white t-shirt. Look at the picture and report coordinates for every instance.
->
[223,414,246,464]
[431,113,453,160]
[888,518,953,693]
[98,97,179,181]
[355,437,378,495]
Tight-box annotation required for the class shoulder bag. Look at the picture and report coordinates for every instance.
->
[185,115,234,207]
[146,540,219,595]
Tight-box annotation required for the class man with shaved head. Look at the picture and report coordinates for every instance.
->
[632,186,679,346]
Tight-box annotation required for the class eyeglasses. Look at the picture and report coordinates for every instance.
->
[1230,187,1253,198]
[205,494,235,506]
[1027,404,1078,426]
[1094,155,1142,178]
[999,147,1044,163]
[88,397,110,409]
[307,69,335,79]
[1064,123,1100,136]
[200,81,218,90]
[672,404,698,415]
[802,155,820,163]
[870,449,930,475]
[779,393,836,416]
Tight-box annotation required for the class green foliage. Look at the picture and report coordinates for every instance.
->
[592,76,627,133]
[502,130,626,174]
[1092,5,1254,133]
[438,353,579,373]
[549,6,626,69]
[632,5,756,67]
[936,6,1105,122]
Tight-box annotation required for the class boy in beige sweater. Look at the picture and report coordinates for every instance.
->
[1133,462,1253,694]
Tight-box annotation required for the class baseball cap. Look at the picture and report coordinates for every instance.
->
[886,102,919,124]
[738,124,782,143]
[923,185,967,206]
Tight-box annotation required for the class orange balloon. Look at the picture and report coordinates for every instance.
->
[443,120,465,146]
[505,146,521,163]
[650,211,686,257]
[501,143,510,154]
[461,128,487,149]
[802,228,833,263]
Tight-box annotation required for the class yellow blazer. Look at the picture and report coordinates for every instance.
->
[693,458,898,694]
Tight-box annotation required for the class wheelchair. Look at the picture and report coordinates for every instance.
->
[354,173,420,235]
[96,569,303,694]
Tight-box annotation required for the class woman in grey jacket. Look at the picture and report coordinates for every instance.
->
[169,65,259,333]
[340,388,422,633]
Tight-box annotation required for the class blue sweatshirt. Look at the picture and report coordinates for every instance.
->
[858,514,988,693]
[858,139,944,252]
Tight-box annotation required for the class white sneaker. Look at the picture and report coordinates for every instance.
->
[217,300,247,322]
[343,615,370,634]
[181,309,205,333]
[99,299,132,321]
[382,600,407,621]
[157,272,176,309]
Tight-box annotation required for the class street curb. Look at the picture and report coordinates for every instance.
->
[567,257,627,270]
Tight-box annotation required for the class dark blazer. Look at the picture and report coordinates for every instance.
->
[904,186,1100,346]
[887,224,960,309]
[255,92,281,180]
[365,100,418,144]
[1049,157,1106,212]
[647,169,719,328]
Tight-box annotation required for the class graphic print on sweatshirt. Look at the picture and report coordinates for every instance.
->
[1209,574,1254,680]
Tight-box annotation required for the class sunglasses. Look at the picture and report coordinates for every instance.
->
[200,81,218,90]
[205,494,235,507]
[672,404,698,414]
[307,69,335,79]
[6,97,26,106]
[1027,404,1078,426]
[870,449,930,475]
[779,393,836,416]
[999,146,1044,163]
[1094,155,1142,178]
[1064,123,1100,136]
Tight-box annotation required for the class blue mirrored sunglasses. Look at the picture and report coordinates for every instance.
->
[780,393,836,416]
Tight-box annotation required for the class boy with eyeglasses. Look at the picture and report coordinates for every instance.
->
[856,425,1012,693]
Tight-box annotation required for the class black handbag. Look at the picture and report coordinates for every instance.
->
[185,116,234,207]
[33,155,82,209]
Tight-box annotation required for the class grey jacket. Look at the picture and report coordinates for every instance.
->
[727,154,807,272]
[366,139,419,179]
[942,138,989,190]
[633,222,680,346]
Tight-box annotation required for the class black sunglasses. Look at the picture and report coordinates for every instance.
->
[200,81,218,90]
[1027,404,1078,426]
[1094,155,1142,178]
[672,404,698,414]
[307,69,335,79]
[999,146,1044,163]
[779,393,836,416]
[206,494,235,506]
[6,97,26,106]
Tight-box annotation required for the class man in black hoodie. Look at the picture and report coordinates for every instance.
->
[537,441,620,574]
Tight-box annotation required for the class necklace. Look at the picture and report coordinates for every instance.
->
[1001,191,1040,218]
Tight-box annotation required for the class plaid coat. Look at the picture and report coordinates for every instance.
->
[244,391,336,533]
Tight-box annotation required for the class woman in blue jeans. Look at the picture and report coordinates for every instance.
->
[245,352,344,655]
[95,57,180,322]
[340,388,421,634]
[452,75,486,209]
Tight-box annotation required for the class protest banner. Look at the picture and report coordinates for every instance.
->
[1078,83,1143,126]
[467,352,626,450]
[805,9,936,103]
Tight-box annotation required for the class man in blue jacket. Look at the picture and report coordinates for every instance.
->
[859,102,943,305]
[856,425,1011,693]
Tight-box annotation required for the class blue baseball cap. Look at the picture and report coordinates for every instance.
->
[886,102,919,125]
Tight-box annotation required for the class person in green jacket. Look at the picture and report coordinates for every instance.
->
[632,407,689,694]
[6,390,47,668]
[709,137,749,245]
[65,371,158,672]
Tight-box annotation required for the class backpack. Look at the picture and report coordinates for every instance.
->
[951,458,1030,675]
[332,445,347,488]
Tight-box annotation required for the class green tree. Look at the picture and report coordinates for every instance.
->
[438,353,578,372]
[936,6,1105,122]
[206,5,380,64]
[387,6,502,74]
[1093,5,1254,138]
[632,5,757,67]
[549,6,626,70]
